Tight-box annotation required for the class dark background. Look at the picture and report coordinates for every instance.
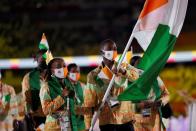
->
[0,0,196,58]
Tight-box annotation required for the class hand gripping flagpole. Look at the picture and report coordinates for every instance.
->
[89,23,138,131]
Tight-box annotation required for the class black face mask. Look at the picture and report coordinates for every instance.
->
[37,61,47,71]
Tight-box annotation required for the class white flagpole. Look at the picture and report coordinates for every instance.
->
[90,0,189,129]
[89,22,138,131]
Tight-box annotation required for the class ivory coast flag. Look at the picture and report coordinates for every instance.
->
[38,33,53,63]
[39,33,49,50]
[118,0,188,101]
[98,66,113,80]
[133,0,188,51]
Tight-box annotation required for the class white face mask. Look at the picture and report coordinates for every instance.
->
[69,73,80,82]
[102,50,117,61]
[54,68,66,79]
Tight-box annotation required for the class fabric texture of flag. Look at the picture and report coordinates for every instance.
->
[134,0,187,50]
[118,0,188,102]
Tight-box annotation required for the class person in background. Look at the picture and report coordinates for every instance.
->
[22,33,51,130]
[39,58,77,131]
[130,56,170,131]
[0,70,18,131]
[83,39,139,131]
[65,63,86,131]
[22,49,47,130]
[13,92,26,131]
[67,63,100,131]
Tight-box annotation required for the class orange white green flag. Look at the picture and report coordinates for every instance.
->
[38,33,53,64]
[118,0,188,101]
[133,0,188,51]
[39,33,49,51]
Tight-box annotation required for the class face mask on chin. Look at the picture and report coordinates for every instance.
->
[102,50,118,61]
[54,67,68,79]
[69,73,80,82]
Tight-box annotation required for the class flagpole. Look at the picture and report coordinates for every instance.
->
[89,23,138,131]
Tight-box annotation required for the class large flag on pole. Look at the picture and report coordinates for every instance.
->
[118,0,188,101]
[133,0,187,51]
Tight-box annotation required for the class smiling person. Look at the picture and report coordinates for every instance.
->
[83,39,139,131]
[39,58,78,131]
